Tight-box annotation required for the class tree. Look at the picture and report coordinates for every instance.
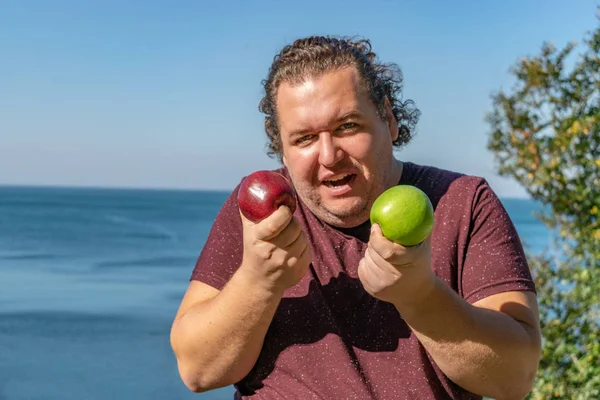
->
[486,15,600,400]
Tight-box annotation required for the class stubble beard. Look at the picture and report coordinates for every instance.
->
[289,155,399,228]
[300,181,376,228]
[318,157,398,228]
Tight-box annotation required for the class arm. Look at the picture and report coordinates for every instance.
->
[170,275,285,392]
[170,206,311,392]
[359,233,541,399]
[397,279,541,400]
[358,181,541,399]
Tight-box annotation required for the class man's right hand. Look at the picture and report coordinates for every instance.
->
[172,205,311,392]
[239,206,312,294]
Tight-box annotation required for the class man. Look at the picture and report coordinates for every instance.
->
[170,36,542,399]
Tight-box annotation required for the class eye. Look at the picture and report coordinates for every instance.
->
[294,134,315,146]
[338,122,358,131]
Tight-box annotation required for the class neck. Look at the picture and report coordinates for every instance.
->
[388,158,404,188]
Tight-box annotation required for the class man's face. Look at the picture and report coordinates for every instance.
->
[277,67,400,228]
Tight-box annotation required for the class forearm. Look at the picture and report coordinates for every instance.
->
[171,268,284,391]
[395,277,540,400]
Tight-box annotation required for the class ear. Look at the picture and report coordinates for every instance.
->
[282,154,288,168]
[384,97,398,141]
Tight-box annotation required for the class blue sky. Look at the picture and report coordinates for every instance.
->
[1,1,598,198]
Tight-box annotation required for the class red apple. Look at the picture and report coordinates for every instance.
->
[237,170,297,222]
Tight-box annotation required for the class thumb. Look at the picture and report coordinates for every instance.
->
[242,206,293,241]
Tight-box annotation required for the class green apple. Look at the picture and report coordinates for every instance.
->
[370,185,434,246]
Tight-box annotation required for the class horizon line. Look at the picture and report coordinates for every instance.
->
[0,182,532,200]
[0,182,234,193]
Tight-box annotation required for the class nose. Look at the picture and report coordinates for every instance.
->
[318,133,343,168]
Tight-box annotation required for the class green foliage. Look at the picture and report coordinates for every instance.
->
[486,15,600,400]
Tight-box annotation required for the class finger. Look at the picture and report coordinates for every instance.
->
[291,239,312,269]
[253,206,293,241]
[286,232,308,258]
[273,217,302,248]
[365,246,400,280]
[369,223,391,251]
[357,257,367,283]
[357,258,373,293]
[239,207,252,226]
[368,224,405,264]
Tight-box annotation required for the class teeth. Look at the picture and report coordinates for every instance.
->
[325,174,350,182]
[323,174,353,188]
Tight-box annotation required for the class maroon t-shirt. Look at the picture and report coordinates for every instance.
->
[191,162,536,399]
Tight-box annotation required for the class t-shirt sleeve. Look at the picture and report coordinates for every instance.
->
[461,181,537,304]
[190,185,244,291]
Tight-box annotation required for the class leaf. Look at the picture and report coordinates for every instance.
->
[487,9,600,398]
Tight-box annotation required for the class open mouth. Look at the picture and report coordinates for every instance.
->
[322,174,355,188]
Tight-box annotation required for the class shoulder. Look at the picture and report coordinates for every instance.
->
[402,162,489,210]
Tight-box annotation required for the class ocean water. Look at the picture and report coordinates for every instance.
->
[0,186,551,400]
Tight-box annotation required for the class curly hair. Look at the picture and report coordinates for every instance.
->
[258,35,421,160]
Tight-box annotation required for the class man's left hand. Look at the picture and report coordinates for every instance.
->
[357,224,437,307]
